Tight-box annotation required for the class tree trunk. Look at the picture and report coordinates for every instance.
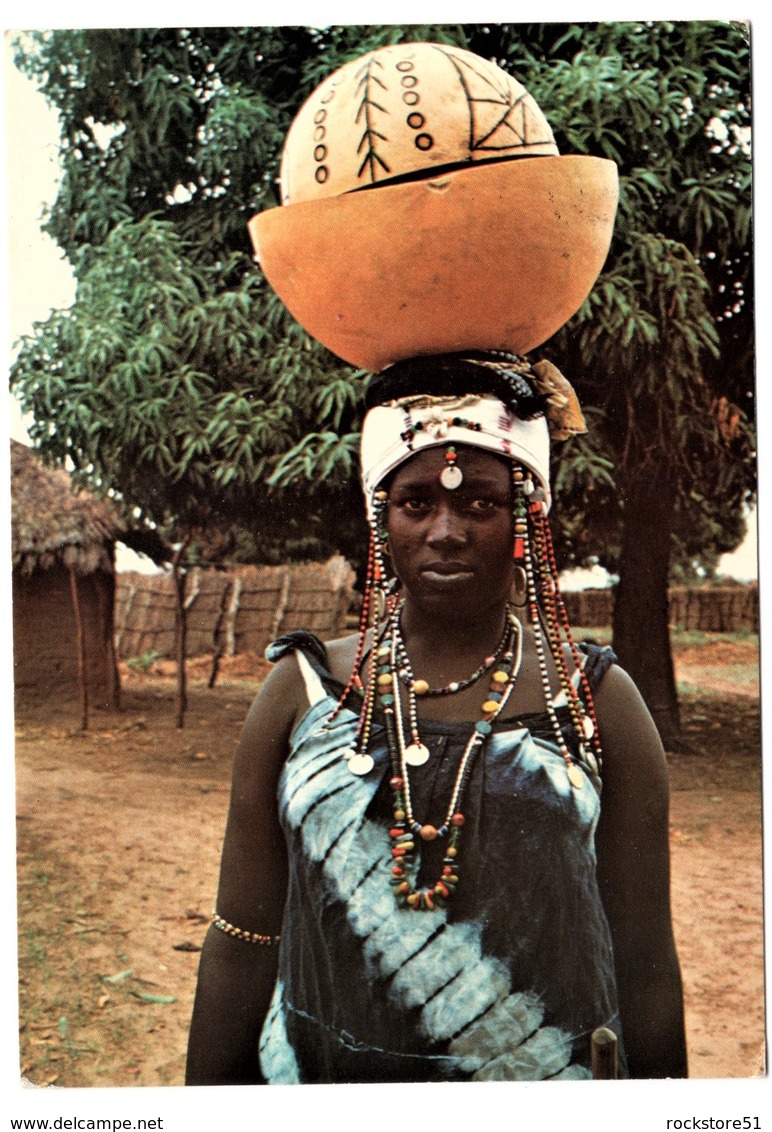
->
[612,461,680,745]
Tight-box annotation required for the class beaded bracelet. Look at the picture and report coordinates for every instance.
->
[211,911,281,945]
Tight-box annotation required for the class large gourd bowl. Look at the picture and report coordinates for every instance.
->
[248,43,618,373]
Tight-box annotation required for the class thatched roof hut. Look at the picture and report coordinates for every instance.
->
[11,440,121,575]
[11,440,122,718]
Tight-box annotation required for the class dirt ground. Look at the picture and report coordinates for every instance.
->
[14,633,765,1087]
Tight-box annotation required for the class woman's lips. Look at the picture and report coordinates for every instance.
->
[419,563,475,584]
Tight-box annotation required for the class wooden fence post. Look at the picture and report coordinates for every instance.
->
[68,566,89,731]
[172,549,188,729]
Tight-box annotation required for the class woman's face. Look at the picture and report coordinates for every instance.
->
[385,446,515,619]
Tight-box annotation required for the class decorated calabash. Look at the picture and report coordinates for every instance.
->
[248,42,618,372]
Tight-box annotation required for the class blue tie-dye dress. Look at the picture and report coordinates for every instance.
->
[259,633,626,1083]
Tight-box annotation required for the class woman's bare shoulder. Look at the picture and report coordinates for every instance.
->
[593,661,659,734]
[229,631,360,786]
[592,661,669,796]
[237,652,307,763]
[324,631,364,685]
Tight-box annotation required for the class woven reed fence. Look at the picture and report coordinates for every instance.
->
[562,585,758,633]
[114,555,356,661]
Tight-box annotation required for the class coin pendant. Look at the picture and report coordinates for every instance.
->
[348,753,375,776]
[583,716,595,739]
[404,742,430,767]
[567,764,584,789]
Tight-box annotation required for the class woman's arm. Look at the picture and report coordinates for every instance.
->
[593,663,688,1079]
[185,655,306,1085]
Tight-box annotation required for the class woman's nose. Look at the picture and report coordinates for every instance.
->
[426,503,468,547]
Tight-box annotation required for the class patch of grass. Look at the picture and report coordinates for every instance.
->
[678,666,758,697]
[670,628,759,649]
[678,680,712,698]
[567,626,759,652]
[126,650,161,673]
[572,626,613,646]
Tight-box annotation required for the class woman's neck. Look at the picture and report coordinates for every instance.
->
[399,596,511,666]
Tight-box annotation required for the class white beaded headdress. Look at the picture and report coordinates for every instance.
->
[360,352,586,514]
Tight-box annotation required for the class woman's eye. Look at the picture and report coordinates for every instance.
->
[392,496,430,513]
[468,498,495,512]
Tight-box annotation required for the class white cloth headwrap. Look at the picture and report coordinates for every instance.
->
[360,394,551,516]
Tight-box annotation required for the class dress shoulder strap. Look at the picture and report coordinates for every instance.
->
[265,631,337,707]
[266,630,330,669]
[578,642,618,692]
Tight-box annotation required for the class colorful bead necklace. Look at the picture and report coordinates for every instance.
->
[383,609,522,911]
[393,610,511,699]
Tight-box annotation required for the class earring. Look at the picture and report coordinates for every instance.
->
[440,445,463,490]
[512,565,527,607]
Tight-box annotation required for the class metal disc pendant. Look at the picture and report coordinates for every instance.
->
[348,752,375,776]
[440,464,463,490]
[567,763,584,789]
[404,742,430,767]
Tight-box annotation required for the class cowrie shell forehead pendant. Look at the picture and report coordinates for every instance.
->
[440,445,463,490]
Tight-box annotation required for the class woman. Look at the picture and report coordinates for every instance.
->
[186,351,687,1083]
